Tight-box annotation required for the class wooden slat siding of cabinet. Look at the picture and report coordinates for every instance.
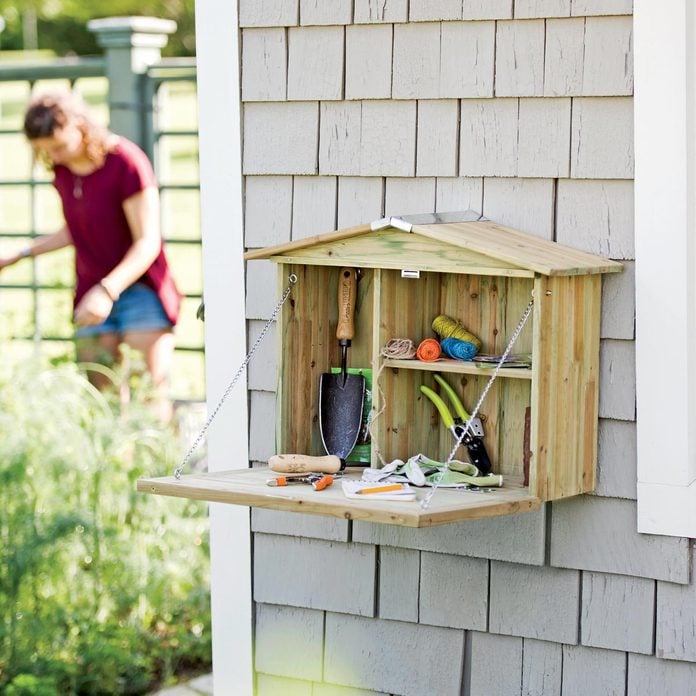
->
[499,379,532,480]
[530,274,601,500]
[369,269,383,465]
[377,270,441,461]
[413,222,623,276]
[323,267,374,374]
[278,264,333,455]
[498,276,535,479]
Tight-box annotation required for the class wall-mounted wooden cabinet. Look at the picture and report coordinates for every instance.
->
[138,215,622,527]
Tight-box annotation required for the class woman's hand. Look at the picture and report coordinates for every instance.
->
[73,283,114,327]
[0,255,18,271]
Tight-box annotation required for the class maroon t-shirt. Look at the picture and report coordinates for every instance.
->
[53,137,181,325]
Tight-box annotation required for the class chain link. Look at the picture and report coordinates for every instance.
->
[174,274,298,479]
[420,296,535,509]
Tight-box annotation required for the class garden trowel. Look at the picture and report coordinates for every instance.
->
[319,267,365,469]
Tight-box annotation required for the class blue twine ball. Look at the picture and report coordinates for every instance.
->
[440,337,478,361]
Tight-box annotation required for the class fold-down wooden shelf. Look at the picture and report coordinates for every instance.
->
[137,468,541,528]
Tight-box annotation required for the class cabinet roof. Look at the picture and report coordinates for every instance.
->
[244,215,623,277]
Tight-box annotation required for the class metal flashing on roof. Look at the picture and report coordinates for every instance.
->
[370,216,413,232]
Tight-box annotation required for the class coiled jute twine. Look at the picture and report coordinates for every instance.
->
[380,337,417,359]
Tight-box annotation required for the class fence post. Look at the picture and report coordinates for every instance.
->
[87,16,176,148]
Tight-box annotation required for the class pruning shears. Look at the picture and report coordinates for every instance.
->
[420,374,493,475]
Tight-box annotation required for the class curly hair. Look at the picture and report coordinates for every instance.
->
[23,90,114,168]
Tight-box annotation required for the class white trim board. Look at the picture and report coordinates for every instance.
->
[638,481,696,537]
[634,0,696,537]
[194,0,254,691]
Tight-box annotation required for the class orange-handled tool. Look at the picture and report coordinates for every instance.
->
[266,474,334,491]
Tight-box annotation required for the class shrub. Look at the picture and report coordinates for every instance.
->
[0,355,211,694]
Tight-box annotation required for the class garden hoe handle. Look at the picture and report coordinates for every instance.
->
[269,453,342,474]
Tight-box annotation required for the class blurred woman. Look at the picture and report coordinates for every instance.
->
[0,90,181,418]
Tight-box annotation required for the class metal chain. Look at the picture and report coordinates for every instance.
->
[420,296,535,509]
[174,274,298,479]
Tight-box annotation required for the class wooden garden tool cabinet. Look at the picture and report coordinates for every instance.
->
[139,215,623,527]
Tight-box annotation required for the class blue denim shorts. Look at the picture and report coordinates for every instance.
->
[75,282,173,337]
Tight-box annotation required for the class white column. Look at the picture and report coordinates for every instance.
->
[635,0,696,535]
[194,0,253,692]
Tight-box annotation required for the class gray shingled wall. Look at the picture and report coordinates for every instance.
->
[240,2,696,694]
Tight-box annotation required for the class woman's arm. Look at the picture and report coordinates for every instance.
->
[73,186,162,326]
[0,225,72,270]
[102,186,162,299]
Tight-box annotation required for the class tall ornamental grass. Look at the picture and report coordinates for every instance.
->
[0,355,211,695]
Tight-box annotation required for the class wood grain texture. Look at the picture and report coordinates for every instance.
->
[530,273,601,499]
[416,101,459,176]
[137,467,541,527]
[413,221,624,275]
[291,176,337,240]
[515,0,570,18]
[299,0,352,25]
[392,22,441,99]
[495,19,546,96]
[241,28,287,101]
[246,220,623,275]
[266,230,533,276]
[353,0,408,23]
[243,102,319,175]
[287,26,344,101]
[440,21,495,97]
[345,24,393,99]
[319,102,362,175]
[460,98,519,176]
[518,97,571,177]
[571,97,634,179]
[544,18,585,96]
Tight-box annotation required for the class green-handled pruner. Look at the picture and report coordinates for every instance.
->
[420,374,493,475]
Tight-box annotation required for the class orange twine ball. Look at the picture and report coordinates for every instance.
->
[416,338,442,362]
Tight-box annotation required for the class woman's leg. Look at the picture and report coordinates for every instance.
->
[75,332,122,390]
[123,329,176,421]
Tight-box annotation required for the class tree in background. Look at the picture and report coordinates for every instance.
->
[0,0,195,56]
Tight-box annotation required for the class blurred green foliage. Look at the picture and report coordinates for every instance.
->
[0,1,195,56]
[0,353,211,694]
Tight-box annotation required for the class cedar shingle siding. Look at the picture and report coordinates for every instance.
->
[239,3,685,694]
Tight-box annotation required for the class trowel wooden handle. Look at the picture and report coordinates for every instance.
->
[269,454,342,474]
[336,267,358,342]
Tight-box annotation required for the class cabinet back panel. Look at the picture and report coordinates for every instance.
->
[278,264,374,456]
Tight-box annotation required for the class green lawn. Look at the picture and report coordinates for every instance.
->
[0,76,205,400]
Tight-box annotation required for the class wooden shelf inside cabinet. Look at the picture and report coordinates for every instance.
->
[383,357,533,380]
[139,214,623,527]
[137,468,542,528]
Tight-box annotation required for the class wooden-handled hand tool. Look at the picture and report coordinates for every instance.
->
[336,267,358,386]
[269,453,342,474]
[318,268,365,467]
